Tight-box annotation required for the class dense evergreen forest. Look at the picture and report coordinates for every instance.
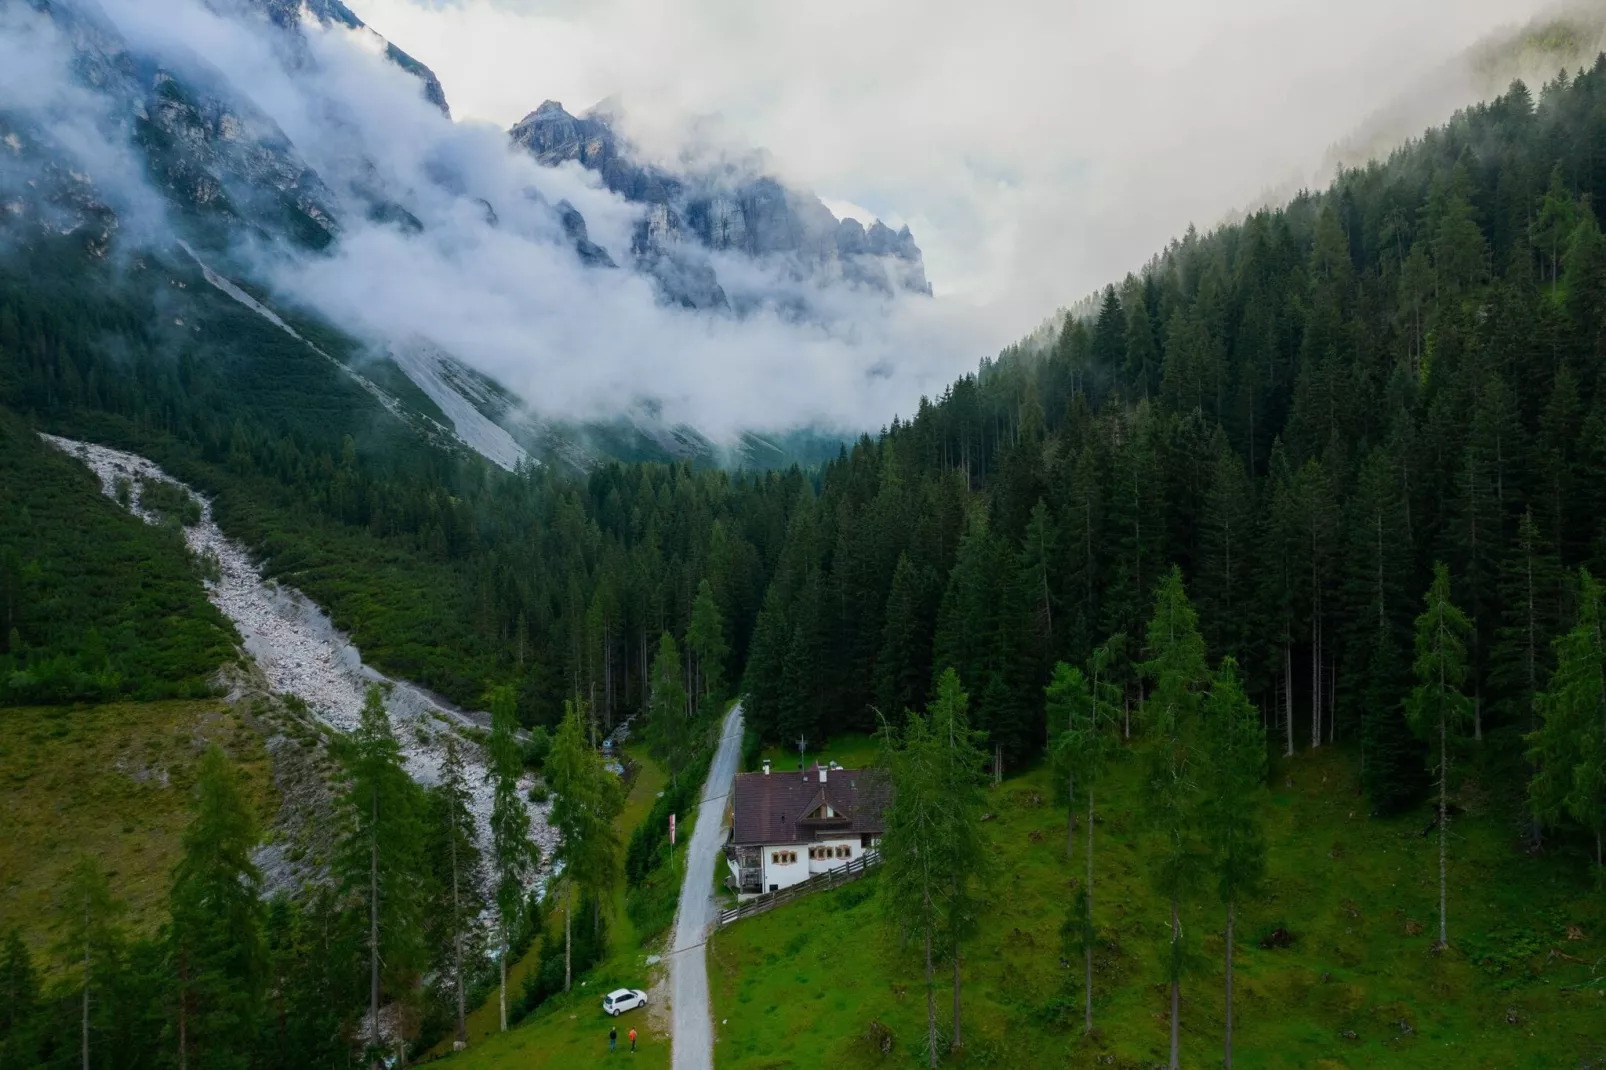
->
[0,410,233,703]
[7,50,1606,1070]
[743,63,1606,832]
[0,245,799,725]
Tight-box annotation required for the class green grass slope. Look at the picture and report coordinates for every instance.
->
[0,699,275,964]
[430,743,675,1068]
[710,745,1606,1069]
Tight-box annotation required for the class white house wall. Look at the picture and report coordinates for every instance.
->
[755,837,879,893]
[761,848,808,892]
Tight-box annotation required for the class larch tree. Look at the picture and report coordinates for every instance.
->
[487,685,536,1032]
[1139,566,1209,1070]
[648,631,691,790]
[168,745,264,1070]
[1200,657,1267,1070]
[437,734,479,1048]
[878,702,946,1068]
[0,927,39,1070]
[687,578,730,709]
[927,669,988,1053]
[1404,563,1473,949]
[1527,569,1606,870]
[338,685,427,1062]
[547,699,622,994]
[56,856,123,1070]
[1046,638,1120,1033]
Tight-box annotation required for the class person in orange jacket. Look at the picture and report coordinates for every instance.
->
[628,1027,637,1053]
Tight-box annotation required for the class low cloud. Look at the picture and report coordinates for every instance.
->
[5,0,1587,442]
[355,0,1571,317]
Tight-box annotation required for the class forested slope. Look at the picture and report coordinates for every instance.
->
[741,62,1606,839]
[0,245,798,724]
[0,408,234,703]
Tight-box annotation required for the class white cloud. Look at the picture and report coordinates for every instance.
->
[9,0,1585,445]
[352,0,1566,321]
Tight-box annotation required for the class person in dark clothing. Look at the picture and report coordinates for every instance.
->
[609,1025,617,1052]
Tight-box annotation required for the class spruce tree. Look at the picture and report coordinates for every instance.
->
[1198,443,1255,661]
[687,578,729,708]
[1405,564,1473,949]
[874,553,934,722]
[488,683,535,1035]
[1200,658,1267,1069]
[338,685,427,1060]
[0,928,38,1070]
[168,745,264,1069]
[1527,569,1606,869]
[1139,566,1208,1069]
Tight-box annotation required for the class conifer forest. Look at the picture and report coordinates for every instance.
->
[5,19,1606,1069]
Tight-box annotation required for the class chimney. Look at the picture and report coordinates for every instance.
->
[762,759,771,775]
[819,763,827,784]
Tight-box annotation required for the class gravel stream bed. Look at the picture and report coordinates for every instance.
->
[42,434,558,896]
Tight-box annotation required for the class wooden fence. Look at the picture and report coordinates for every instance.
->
[716,850,881,928]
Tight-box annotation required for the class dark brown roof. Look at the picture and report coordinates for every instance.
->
[731,764,889,847]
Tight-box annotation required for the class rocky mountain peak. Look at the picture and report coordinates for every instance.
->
[210,0,451,116]
[508,98,932,305]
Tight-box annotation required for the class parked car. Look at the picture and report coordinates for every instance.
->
[603,988,647,1016]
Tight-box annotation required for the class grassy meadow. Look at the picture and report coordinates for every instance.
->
[0,700,275,965]
[709,742,1606,1069]
[431,742,679,1068]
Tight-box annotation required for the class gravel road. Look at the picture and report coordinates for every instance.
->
[670,702,744,1070]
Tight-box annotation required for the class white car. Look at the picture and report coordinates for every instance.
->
[603,988,647,1016]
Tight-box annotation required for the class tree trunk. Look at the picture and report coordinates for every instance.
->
[1311,617,1320,749]
[1065,771,1075,858]
[370,789,381,1060]
[1085,788,1095,1034]
[81,926,90,1070]
[498,923,507,1033]
[924,906,937,1069]
[1169,896,1181,1070]
[1283,641,1294,757]
[1224,899,1236,1070]
[951,941,962,1051]
[452,817,467,1047]
[177,954,188,1070]
[1438,713,1448,949]
[565,882,574,994]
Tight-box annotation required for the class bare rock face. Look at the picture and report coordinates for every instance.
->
[212,0,452,116]
[13,0,342,248]
[509,99,932,307]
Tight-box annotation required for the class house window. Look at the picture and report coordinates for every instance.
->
[770,851,797,865]
[836,845,851,859]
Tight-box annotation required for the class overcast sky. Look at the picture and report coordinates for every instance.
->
[353,0,1563,325]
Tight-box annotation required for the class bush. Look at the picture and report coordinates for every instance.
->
[514,895,607,1022]
[521,725,551,769]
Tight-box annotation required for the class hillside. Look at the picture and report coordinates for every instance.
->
[6,6,1606,1069]
[710,747,1606,1068]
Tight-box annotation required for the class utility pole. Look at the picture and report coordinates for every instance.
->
[796,735,808,771]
